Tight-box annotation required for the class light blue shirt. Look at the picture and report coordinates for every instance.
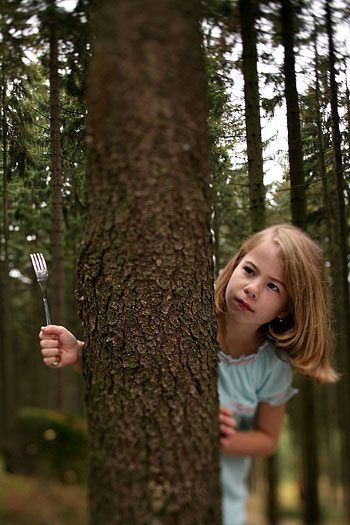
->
[218,340,297,525]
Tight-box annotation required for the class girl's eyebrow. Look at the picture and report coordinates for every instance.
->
[245,260,286,289]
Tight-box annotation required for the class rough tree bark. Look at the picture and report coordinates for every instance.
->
[76,0,221,523]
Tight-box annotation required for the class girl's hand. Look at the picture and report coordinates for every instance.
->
[220,402,286,457]
[219,406,237,447]
[39,325,83,372]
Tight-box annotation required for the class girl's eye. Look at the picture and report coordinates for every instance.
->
[268,282,279,292]
[244,266,255,276]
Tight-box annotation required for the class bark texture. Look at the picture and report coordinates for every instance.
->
[77,1,221,523]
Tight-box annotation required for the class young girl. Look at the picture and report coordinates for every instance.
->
[39,224,337,525]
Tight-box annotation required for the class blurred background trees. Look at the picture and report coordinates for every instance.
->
[0,0,349,523]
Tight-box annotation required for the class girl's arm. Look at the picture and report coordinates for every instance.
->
[39,325,84,373]
[219,402,285,457]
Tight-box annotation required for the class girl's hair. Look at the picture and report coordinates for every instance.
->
[215,224,338,384]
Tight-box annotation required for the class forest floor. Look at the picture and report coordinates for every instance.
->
[0,470,88,525]
[0,469,345,524]
[247,487,345,525]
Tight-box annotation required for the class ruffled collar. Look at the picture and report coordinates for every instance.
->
[218,340,270,365]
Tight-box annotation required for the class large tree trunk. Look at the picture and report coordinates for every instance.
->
[239,0,265,232]
[325,2,350,520]
[77,1,221,523]
[280,0,306,228]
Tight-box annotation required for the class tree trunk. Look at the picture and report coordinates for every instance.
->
[281,3,321,523]
[298,378,321,525]
[325,2,350,520]
[280,0,306,228]
[48,0,66,409]
[0,76,16,471]
[265,454,278,525]
[77,1,221,523]
[239,0,265,232]
[313,29,333,244]
[345,71,350,153]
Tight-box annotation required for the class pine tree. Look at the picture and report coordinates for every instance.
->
[77,0,221,522]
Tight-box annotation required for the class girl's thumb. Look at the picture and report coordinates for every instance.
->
[41,324,55,333]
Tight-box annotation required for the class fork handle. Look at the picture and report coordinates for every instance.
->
[43,298,52,325]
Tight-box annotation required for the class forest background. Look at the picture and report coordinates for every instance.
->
[0,0,349,524]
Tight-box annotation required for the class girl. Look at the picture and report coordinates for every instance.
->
[39,224,337,525]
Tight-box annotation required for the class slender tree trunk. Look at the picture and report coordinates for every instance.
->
[313,31,333,244]
[325,2,350,520]
[281,3,321,523]
[77,1,221,523]
[239,0,265,232]
[265,453,278,525]
[240,0,273,517]
[212,202,221,277]
[0,77,15,471]
[298,378,320,524]
[280,0,306,228]
[345,73,350,151]
[48,0,66,409]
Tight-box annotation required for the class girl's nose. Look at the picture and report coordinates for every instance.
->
[244,286,257,299]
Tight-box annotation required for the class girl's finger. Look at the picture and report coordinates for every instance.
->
[41,347,62,358]
[39,331,59,341]
[220,423,236,436]
[219,413,237,428]
[220,437,230,450]
[40,339,61,349]
[220,406,234,417]
[43,356,61,368]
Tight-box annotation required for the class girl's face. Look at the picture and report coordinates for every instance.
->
[225,239,289,329]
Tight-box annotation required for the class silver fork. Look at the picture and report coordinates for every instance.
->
[30,253,60,366]
[30,253,52,326]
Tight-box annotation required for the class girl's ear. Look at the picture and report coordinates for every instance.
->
[278,311,289,320]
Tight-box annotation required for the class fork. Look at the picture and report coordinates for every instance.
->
[30,252,52,326]
[30,253,60,366]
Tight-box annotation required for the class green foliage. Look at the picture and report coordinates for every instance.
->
[203,8,252,268]
[0,0,88,286]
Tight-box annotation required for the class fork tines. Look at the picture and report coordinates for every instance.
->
[30,253,48,276]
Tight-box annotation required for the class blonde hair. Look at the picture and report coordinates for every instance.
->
[215,224,338,384]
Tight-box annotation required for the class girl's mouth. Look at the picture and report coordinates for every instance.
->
[236,299,254,312]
